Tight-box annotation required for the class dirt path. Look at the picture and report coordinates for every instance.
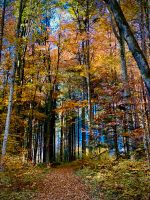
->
[35,167,92,200]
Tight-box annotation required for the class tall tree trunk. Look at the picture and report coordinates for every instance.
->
[15,45,27,150]
[143,0,150,55]
[113,125,119,159]
[43,91,52,163]
[118,27,130,97]
[141,78,150,163]
[33,123,39,164]
[138,0,147,57]
[82,106,86,156]
[77,108,80,158]
[0,0,6,64]
[68,118,72,161]
[43,26,52,163]
[85,0,92,150]
[60,113,64,162]
[1,0,25,168]
[104,0,150,96]
[27,115,33,161]
[1,67,15,158]
[49,93,56,162]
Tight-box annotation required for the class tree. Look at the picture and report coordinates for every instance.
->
[0,0,6,64]
[104,0,150,96]
[0,0,149,165]
[1,0,26,166]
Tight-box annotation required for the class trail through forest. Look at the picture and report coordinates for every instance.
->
[1,0,150,199]
[34,166,93,200]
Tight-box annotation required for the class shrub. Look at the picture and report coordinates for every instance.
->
[77,156,150,200]
[0,155,50,200]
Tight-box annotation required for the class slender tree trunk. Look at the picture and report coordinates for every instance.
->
[123,111,130,158]
[113,125,119,159]
[68,118,72,161]
[44,91,52,163]
[82,106,86,156]
[60,113,64,162]
[39,125,43,163]
[118,28,130,97]
[141,78,150,163]
[85,0,92,150]
[143,0,150,55]
[1,0,25,168]
[78,108,80,158]
[1,66,15,158]
[43,120,48,163]
[72,118,75,160]
[138,0,147,57]
[15,45,27,150]
[27,115,33,161]
[43,27,53,163]
[33,124,39,164]
[49,93,56,162]
[0,0,6,64]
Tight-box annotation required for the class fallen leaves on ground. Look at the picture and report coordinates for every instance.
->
[34,167,92,200]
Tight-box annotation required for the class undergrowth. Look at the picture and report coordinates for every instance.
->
[0,156,51,200]
[76,153,150,200]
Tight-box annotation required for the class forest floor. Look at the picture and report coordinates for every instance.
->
[1,157,149,200]
[1,157,102,200]
[34,166,95,200]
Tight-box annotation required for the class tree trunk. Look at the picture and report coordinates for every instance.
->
[85,0,92,150]
[113,125,119,159]
[138,0,147,57]
[60,113,64,162]
[0,0,6,64]
[49,94,56,162]
[77,108,80,158]
[1,0,25,168]
[27,115,33,161]
[104,0,150,96]
[141,78,150,163]
[143,0,150,55]
[82,106,86,156]
[1,67,15,158]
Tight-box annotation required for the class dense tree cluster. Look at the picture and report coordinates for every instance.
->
[0,0,150,165]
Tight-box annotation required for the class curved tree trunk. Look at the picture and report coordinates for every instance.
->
[104,0,150,96]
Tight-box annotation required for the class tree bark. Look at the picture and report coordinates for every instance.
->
[0,0,6,64]
[1,0,25,168]
[60,113,64,162]
[1,68,15,158]
[104,0,150,96]
[85,0,93,150]
[138,0,147,57]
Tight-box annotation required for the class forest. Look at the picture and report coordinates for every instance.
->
[0,0,150,200]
